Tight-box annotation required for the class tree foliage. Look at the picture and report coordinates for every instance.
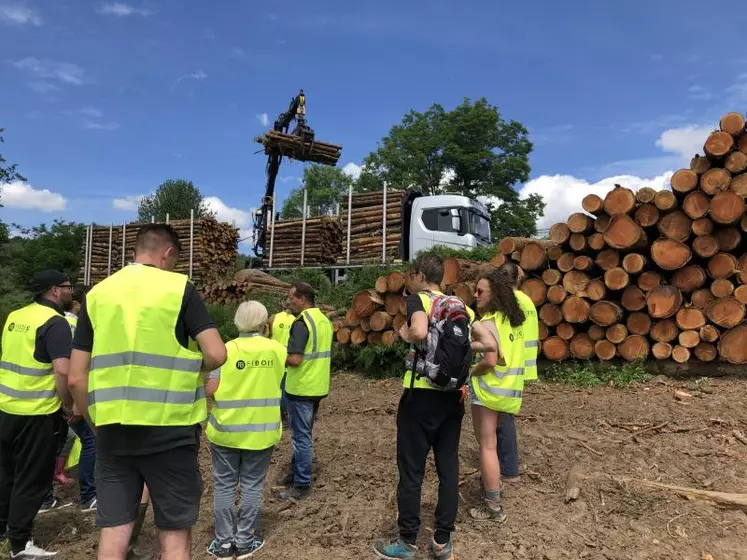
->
[489,193,546,239]
[281,165,352,219]
[137,179,214,222]
[0,127,26,188]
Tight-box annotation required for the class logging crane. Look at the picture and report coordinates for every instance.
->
[251,90,343,258]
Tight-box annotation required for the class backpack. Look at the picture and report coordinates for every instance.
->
[404,291,473,391]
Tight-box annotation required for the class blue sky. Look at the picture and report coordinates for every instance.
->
[1,0,746,239]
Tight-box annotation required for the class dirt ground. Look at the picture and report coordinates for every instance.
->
[36,373,747,559]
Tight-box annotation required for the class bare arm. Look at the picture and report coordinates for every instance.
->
[400,311,428,343]
[286,353,303,367]
[68,349,91,423]
[470,321,499,377]
[195,328,227,373]
[205,378,220,399]
[53,357,73,408]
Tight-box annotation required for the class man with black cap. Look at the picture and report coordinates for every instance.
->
[0,269,76,559]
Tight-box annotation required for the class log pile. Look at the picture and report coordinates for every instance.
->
[338,190,405,264]
[264,216,343,267]
[80,217,239,285]
[254,130,342,166]
[519,111,747,364]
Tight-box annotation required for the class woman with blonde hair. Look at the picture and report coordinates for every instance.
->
[206,301,287,559]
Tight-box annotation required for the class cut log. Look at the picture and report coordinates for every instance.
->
[570,333,595,360]
[691,288,716,309]
[582,194,604,215]
[589,301,624,327]
[634,203,660,228]
[604,215,645,250]
[367,332,382,345]
[521,278,548,306]
[637,271,662,292]
[671,169,699,194]
[672,345,691,363]
[450,282,476,306]
[691,155,711,175]
[561,297,591,324]
[387,271,406,293]
[646,285,683,319]
[603,185,636,216]
[604,267,629,291]
[700,324,720,343]
[557,252,576,273]
[539,303,563,327]
[714,227,741,252]
[336,327,351,344]
[593,214,611,233]
[519,242,549,271]
[605,323,628,344]
[738,254,747,284]
[701,168,732,196]
[651,239,691,270]
[678,330,700,348]
[542,269,563,286]
[682,191,710,220]
[692,235,719,258]
[707,252,737,280]
[707,297,746,328]
[350,327,367,345]
[381,330,400,346]
[587,324,606,341]
[732,174,747,196]
[375,276,389,293]
[566,213,593,234]
[352,290,384,318]
[704,130,735,158]
[549,223,571,245]
[573,255,594,271]
[346,308,361,327]
[735,285,747,304]
[621,285,646,311]
[711,278,735,298]
[650,319,679,343]
[547,246,564,261]
[694,342,717,362]
[543,337,570,361]
[556,322,575,341]
[442,259,495,285]
[676,307,706,330]
[622,253,647,275]
[594,340,616,360]
[741,133,747,155]
[538,323,550,340]
[580,278,606,301]
[626,312,651,336]
[563,271,590,296]
[671,265,707,293]
[569,234,587,253]
[657,211,692,242]
[490,253,507,267]
[652,342,673,360]
[692,217,714,236]
[370,311,393,332]
[654,190,677,212]
[384,294,403,317]
[725,151,747,174]
[499,237,557,254]
[719,324,747,364]
[595,249,620,271]
[587,233,605,251]
[720,112,746,137]
[393,313,407,333]
[547,284,567,305]
[710,191,745,225]
[360,317,371,332]
[618,335,649,362]
[636,187,657,203]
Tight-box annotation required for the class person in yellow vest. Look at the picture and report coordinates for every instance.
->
[268,304,296,424]
[374,254,495,560]
[0,269,75,559]
[205,301,286,559]
[67,224,228,560]
[277,283,332,501]
[468,269,528,522]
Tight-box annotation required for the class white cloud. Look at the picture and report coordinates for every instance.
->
[0,182,66,211]
[97,2,152,17]
[256,113,269,127]
[112,194,144,211]
[342,162,362,180]
[13,57,85,85]
[0,4,42,26]
[519,172,673,230]
[655,124,712,159]
[172,70,207,89]
[84,120,119,131]
[204,196,252,228]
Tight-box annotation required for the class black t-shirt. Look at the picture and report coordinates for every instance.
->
[73,274,216,456]
[406,293,425,325]
[285,315,323,403]
[33,297,72,363]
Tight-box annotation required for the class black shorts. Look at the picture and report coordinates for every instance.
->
[95,445,204,530]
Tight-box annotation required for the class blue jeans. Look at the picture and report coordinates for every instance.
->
[287,399,319,488]
[497,413,519,477]
[280,374,288,417]
[69,418,96,502]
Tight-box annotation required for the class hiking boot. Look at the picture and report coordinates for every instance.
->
[235,537,265,559]
[81,497,97,513]
[373,537,417,559]
[430,538,455,560]
[278,486,309,501]
[468,499,507,522]
[206,540,234,558]
[502,474,521,483]
[38,497,71,514]
[9,541,57,558]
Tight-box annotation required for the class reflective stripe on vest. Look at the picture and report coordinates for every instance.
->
[285,308,333,397]
[271,311,296,349]
[516,291,539,382]
[0,302,61,415]
[470,310,525,415]
[66,314,77,337]
[86,265,207,427]
[207,335,286,450]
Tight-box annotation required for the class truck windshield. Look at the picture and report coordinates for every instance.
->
[468,211,491,242]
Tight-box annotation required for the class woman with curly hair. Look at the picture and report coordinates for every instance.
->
[468,269,527,522]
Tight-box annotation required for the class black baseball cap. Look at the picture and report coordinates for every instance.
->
[31,270,70,295]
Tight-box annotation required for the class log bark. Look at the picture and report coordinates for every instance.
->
[690,155,711,175]
[542,269,563,286]
[589,301,624,327]
[634,202,659,227]
[701,168,731,196]
[618,335,649,362]
[605,323,628,344]
[646,285,683,319]
[582,194,604,215]
[653,190,677,212]
[704,131,734,158]
[594,340,616,360]
[671,265,707,293]
[626,312,652,336]
[715,227,741,252]
[521,278,547,307]
[657,211,692,242]
[711,278,735,299]
[710,191,745,225]
[700,324,720,343]
[543,337,570,361]
[719,324,747,364]
[604,215,646,250]
[563,271,590,297]
[603,185,636,216]
[621,286,646,311]
[692,235,719,258]
[707,253,738,280]
[672,345,691,363]
[556,322,575,341]
[725,151,747,174]
[604,267,629,291]
[720,112,746,137]
[637,271,662,292]
[651,239,691,270]
[539,303,563,327]
[561,297,591,324]
[692,217,714,236]
[691,288,716,309]
[547,284,567,305]
[682,191,710,220]
[678,330,701,348]
[549,223,571,245]
[587,324,606,341]
[519,242,549,271]
[570,333,595,360]
[652,342,673,360]
[557,252,576,273]
[353,290,385,318]
[386,271,407,293]
[595,249,620,271]
[622,253,647,275]
[694,342,717,362]
[671,169,699,194]
[636,186,657,203]
[650,319,679,343]
[707,297,746,328]
[676,307,707,330]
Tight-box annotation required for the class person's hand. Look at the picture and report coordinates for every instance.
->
[67,404,82,425]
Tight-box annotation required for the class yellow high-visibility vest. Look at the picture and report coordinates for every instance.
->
[285,308,333,397]
[470,310,526,414]
[85,265,206,427]
[207,334,286,450]
[515,291,539,381]
[0,302,62,415]
[271,311,295,349]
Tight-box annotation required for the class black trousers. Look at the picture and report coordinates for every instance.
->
[0,410,56,552]
[396,389,464,545]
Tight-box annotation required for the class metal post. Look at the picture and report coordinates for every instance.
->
[122,222,126,268]
[189,209,194,279]
[151,216,155,223]
[300,189,308,267]
[346,185,352,265]
[269,195,277,267]
[165,213,169,225]
[88,225,93,284]
[107,224,113,276]
[83,226,90,286]
[335,202,340,217]
[382,181,388,264]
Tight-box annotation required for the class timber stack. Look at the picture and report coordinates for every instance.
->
[80,217,239,285]
[254,130,342,166]
[263,216,342,267]
[202,270,293,305]
[338,190,405,264]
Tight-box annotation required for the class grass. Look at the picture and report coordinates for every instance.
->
[542,360,651,388]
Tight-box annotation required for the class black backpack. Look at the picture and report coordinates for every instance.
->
[405,291,473,391]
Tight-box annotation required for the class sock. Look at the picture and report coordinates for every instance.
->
[484,488,501,503]
[10,539,26,555]
[433,530,450,546]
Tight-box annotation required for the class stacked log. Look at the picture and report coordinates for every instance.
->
[515,111,747,364]
[338,190,406,264]
[80,217,239,285]
[254,130,342,166]
[201,269,292,305]
[263,216,343,267]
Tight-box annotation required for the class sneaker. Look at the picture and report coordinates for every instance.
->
[235,537,265,559]
[430,538,455,560]
[206,539,234,559]
[81,497,97,513]
[468,500,507,522]
[502,474,521,483]
[38,498,71,514]
[9,540,58,558]
[278,486,309,501]
[373,537,417,559]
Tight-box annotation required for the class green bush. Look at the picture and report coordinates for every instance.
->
[426,245,499,262]
[542,360,651,387]
[333,342,408,379]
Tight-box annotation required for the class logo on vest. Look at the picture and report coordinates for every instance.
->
[509,333,514,342]
[236,360,246,370]
[8,323,29,333]
[236,359,275,370]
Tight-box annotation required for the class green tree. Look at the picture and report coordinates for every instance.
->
[0,127,26,188]
[488,194,546,239]
[281,165,352,219]
[137,179,214,222]
[6,220,86,284]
